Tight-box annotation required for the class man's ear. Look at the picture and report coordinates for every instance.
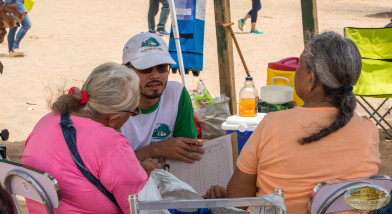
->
[108,113,121,129]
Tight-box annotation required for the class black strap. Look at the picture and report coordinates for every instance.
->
[60,113,120,208]
[170,33,193,39]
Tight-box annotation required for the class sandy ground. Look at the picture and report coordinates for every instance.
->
[0,0,391,201]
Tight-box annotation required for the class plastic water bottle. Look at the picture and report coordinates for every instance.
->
[239,76,258,117]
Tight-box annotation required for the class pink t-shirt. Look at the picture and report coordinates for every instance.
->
[22,113,148,214]
[237,107,380,214]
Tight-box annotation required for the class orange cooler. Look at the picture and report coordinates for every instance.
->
[267,57,304,106]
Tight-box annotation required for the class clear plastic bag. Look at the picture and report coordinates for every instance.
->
[193,94,231,139]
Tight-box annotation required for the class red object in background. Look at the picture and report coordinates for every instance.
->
[194,116,202,138]
[267,57,299,71]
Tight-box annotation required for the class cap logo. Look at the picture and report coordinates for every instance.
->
[141,37,161,48]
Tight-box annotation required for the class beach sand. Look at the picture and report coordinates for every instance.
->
[0,0,391,209]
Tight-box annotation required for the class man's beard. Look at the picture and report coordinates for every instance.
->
[141,80,167,99]
[141,91,163,99]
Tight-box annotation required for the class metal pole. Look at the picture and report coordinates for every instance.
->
[129,194,139,214]
[168,0,187,87]
[274,188,284,214]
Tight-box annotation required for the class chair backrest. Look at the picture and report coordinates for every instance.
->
[309,175,392,214]
[129,189,286,214]
[0,160,61,214]
[344,27,392,97]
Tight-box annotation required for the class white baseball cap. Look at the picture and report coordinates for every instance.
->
[122,32,176,69]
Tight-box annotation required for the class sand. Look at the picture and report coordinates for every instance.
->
[0,0,391,175]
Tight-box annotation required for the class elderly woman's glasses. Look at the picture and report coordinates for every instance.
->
[125,63,170,74]
[121,107,141,116]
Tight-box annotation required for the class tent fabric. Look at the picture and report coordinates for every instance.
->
[344,27,392,97]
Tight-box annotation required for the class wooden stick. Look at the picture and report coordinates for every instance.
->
[223,22,251,77]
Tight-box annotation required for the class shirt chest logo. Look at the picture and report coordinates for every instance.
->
[152,123,172,139]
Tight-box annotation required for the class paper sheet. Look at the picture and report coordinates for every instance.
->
[165,134,236,196]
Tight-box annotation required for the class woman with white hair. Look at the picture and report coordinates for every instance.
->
[207,32,381,213]
[22,62,160,213]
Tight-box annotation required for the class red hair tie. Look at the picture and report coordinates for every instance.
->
[68,87,88,104]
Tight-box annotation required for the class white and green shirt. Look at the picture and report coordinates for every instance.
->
[120,81,199,151]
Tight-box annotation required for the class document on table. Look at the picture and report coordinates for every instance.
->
[165,133,238,196]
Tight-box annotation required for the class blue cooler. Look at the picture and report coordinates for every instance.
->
[221,113,266,154]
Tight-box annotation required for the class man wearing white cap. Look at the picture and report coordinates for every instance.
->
[121,32,204,163]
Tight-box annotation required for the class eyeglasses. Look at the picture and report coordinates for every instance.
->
[125,63,170,74]
[121,107,141,116]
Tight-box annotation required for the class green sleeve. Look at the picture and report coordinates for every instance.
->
[173,87,199,138]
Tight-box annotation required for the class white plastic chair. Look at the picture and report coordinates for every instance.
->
[129,188,286,214]
[309,175,392,214]
[0,160,61,214]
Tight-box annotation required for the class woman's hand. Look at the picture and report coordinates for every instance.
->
[206,185,228,199]
[140,157,161,176]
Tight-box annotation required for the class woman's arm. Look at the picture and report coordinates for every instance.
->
[227,167,257,197]
[206,167,257,199]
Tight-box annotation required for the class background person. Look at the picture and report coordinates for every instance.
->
[5,0,31,57]
[22,62,160,213]
[206,32,380,213]
[0,1,23,74]
[121,32,204,163]
[148,0,170,35]
[238,0,263,34]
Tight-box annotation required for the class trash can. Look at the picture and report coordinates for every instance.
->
[267,57,304,106]
[221,113,266,154]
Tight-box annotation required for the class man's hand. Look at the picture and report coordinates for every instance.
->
[136,137,204,163]
[206,185,228,199]
[139,157,161,176]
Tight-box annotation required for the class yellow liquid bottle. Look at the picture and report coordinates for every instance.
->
[239,99,256,116]
[238,76,258,117]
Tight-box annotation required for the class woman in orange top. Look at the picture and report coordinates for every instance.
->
[206,31,381,214]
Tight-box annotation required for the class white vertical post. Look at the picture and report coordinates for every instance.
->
[168,0,187,87]
[129,194,139,214]
[274,188,284,214]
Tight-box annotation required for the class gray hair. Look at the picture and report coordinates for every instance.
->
[300,32,362,144]
[51,62,140,116]
[304,31,362,89]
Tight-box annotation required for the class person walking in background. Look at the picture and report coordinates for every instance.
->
[238,0,263,34]
[148,0,170,36]
[5,0,31,57]
[0,1,23,73]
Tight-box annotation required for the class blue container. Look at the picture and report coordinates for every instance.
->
[168,0,206,73]
[225,130,253,154]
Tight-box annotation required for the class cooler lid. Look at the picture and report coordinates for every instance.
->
[268,57,299,71]
[221,113,267,132]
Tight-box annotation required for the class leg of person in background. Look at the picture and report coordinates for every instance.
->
[8,0,29,57]
[156,0,170,36]
[238,0,262,33]
[238,13,250,31]
[12,12,31,54]
[148,0,159,33]
[250,0,262,34]
[7,25,18,55]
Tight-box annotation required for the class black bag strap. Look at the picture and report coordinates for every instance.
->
[60,113,120,208]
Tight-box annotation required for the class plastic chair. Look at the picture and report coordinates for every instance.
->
[344,27,392,138]
[0,160,61,214]
[309,175,392,214]
[129,188,286,214]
